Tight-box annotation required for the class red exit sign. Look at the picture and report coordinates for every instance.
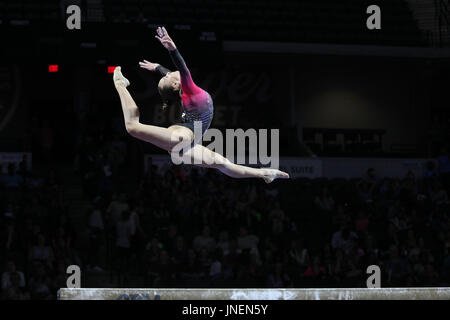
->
[48,65,59,72]
[107,66,117,73]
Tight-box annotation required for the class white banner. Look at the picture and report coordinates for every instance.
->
[279,157,322,179]
[321,157,432,179]
[144,154,432,180]
[144,154,322,178]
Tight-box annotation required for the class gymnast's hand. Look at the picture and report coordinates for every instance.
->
[155,26,176,51]
[138,60,160,71]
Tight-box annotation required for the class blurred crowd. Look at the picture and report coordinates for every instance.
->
[0,157,79,300]
[80,155,450,289]
[1,141,449,299]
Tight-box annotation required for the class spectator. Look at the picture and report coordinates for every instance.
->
[1,271,29,300]
[267,263,292,288]
[269,201,285,220]
[87,204,104,272]
[1,261,26,290]
[303,255,327,281]
[424,161,438,179]
[429,182,449,206]
[384,245,408,286]
[28,263,52,300]
[171,236,187,266]
[28,234,54,270]
[1,163,23,188]
[331,227,358,250]
[209,249,223,279]
[237,227,259,251]
[314,187,335,212]
[151,250,175,287]
[115,210,133,284]
[216,231,231,255]
[193,226,216,253]
[355,211,369,233]
[107,193,129,224]
[288,239,308,267]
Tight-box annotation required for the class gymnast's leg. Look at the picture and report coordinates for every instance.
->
[113,67,193,151]
[183,144,290,183]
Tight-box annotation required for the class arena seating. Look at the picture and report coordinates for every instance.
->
[0,0,426,46]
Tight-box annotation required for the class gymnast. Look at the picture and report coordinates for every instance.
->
[113,27,289,183]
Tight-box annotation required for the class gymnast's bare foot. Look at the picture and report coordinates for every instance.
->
[113,66,130,88]
[261,168,290,184]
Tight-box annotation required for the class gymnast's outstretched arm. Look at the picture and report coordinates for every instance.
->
[139,60,171,77]
[155,26,200,94]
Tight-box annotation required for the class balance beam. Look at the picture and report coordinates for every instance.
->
[58,287,450,300]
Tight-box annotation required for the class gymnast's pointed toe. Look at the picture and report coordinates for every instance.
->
[113,66,130,88]
[262,169,290,184]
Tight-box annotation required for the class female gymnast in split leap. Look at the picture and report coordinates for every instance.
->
[113,27,289,183]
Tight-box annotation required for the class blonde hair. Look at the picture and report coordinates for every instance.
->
[158,78,181,110]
